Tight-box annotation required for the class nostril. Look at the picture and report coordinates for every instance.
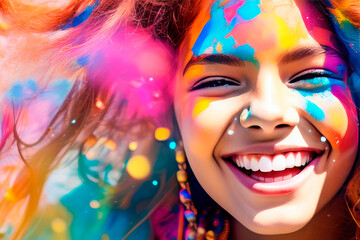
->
[276,124,290,129]
[248,125,261,129]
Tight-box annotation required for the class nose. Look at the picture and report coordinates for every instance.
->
[240,66,299,134]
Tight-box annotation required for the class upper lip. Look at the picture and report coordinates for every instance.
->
[222,145,325,158]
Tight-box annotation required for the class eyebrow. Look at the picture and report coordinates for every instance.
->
[279,45,336,64]
[183,45,341,75]
[183,54,245,75]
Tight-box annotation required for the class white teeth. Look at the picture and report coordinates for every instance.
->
[249,172,300,183]
[295,152,302,167]
[265,177,273,183]
[283,174,292,180]
[272,154,286,171]
[259,156,272,172]
[233,151,316,173]
[243,156,251,170]
[252,175,260,181]
[274,176,282,182]
[236,157,241,168]
[301,152,307,166]
[286,152,295,168]
[251,157,260,171]
[240,158,244,168]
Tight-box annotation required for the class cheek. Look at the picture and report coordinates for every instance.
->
[327,85,359,151]
[177,96,240,158]
[293,87,358,151]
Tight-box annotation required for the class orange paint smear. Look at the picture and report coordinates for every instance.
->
[330,85,359,152]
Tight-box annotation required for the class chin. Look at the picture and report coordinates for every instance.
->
[234,210,312,235]
[248,222,306,235]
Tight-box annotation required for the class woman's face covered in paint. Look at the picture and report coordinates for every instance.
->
[174,0,358,234]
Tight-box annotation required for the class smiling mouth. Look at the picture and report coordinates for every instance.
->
[226,151,323,183]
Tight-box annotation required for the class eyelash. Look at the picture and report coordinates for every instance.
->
[288,69,343,89]
[190,76,241,91]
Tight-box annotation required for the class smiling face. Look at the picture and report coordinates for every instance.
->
[174,0,359,234]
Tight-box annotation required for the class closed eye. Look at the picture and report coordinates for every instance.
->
[190,76,242,91]
[287,69,344,90]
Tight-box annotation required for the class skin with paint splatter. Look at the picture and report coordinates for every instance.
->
[174,0,358,237]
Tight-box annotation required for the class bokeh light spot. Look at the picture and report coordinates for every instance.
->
[154,127,171,141]
[129,141,138,151]
[126,155,151,180]
[51,218,67,233]
[84,135,97,148]
[90,200,100,209]
[96,99,105,109]
[104,139,117,150]
[169,141,177,150]
[152,180,158,186]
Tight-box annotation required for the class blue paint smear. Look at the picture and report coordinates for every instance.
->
[45,79,72,104]
[305,100,325,121]
[9,83,23,102]
[77,55,90,66]
[349,72,360,91]
[62,0,99,30]
[191,0,259,65]
[7,79,38,103]
[293,76,348,122]
[6,79,72,105]
[295,77,346,97]
[237,0,261,21]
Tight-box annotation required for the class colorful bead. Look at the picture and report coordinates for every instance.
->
[176,146,232,239]
[185,228,197,240]
[179,189,192,205]
[177,169,188,182]
[184,209,196,223]
[176,150,186,163]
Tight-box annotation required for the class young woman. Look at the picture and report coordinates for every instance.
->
[170,1,360,239]
[0,0,359,239]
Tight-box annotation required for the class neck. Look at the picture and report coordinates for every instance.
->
[230,193,356,240]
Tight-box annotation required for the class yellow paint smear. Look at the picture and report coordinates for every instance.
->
[192,99,211,118]
[274,14,306,49]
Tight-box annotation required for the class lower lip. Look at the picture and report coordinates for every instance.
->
[226,156,321,194]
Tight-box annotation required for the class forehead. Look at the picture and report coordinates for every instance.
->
[180,0,334,63]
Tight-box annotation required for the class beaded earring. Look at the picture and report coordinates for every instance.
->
[175,145,230,240]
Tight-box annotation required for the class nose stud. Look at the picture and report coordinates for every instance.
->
[240,107,251,124]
